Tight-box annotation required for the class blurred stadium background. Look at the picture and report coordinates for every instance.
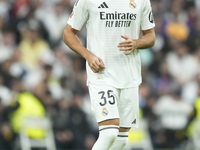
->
[0,0,200,150]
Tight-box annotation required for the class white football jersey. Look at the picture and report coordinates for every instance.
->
[68,0,155,88]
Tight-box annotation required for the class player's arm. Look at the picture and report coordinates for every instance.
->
[136,27,155,49]
[118,27,155,55]
[63,24,105,73]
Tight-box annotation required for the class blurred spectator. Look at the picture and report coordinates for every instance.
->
[9,91,46,139]
[148,60,178,96]
[166,43,198,86]
[139,82,150,108]
[10,0,30,19]
[53,94,96,149]
[18,19,50,70]
[152,15,164,53]
[9,49,27,79]
[195,0,200,16]
[0,0,11,21]
[162,0,191,41]
[0,75,12,106]
[34,64,61,102]
[0,59,16,89]
[195,82,200,119]
[36,1,70,48]
[153,90,193,130]
[166,43,199,104]
[196,46,200,73]
[153,90,193,148]
[0,17,2,38]
[0,122,15,150]
[52,47,73,79]
[0,27,16,63]
[186,79,200,148]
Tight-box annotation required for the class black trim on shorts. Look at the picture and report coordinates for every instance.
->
[118,135,128,137]
[99,127,119,132]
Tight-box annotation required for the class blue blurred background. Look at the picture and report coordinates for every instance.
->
[0,0,200,150]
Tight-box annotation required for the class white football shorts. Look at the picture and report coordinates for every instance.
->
[88,83,139,128]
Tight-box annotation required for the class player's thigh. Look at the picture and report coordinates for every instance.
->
[118,86,139,128]
[98,118,119,126]
[88,83,120,124]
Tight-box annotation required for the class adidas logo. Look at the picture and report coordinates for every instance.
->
[132,119,136,124]
[98,2,109,8]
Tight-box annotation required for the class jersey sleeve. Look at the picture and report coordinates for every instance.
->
[140,0,155,30]
[67,0,89,30]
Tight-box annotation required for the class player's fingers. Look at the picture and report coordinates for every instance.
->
[98,58,105,68]
[91,67,98,73]
[118,40,130,46]
[119,47,132,51]
[95,60,101,67]
[118,43,132,47]
[95,61,103,70]
[124,49,134,55]
[121,35,130,40]
[91,61,100,71]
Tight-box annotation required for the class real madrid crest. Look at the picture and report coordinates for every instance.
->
[102,107,108,116]
[129,0,137,9]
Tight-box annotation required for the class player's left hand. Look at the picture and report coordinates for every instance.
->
[118,35,137,55]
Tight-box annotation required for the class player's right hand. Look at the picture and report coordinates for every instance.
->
[86,53,105,73]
